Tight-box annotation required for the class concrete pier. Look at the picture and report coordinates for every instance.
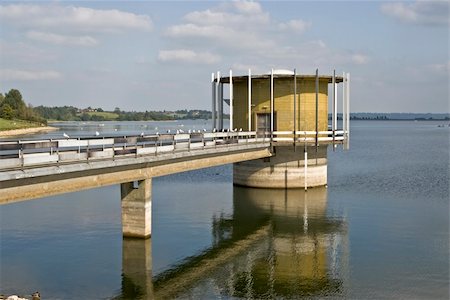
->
[121,179,152,238]
[233,146,327,188]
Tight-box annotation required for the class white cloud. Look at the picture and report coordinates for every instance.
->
[351,53,370,65]
[233,0,263,15]
[164,1,307,52]
[166,23,224,39]
[158,49,220,64]
[0,4,153,32]
[184,9,269,26]
[162,1,371,73]
[381,1,449,26]
[428,61,450,73]
[278,20,311,32]
[0,69,62,81]
[26,31,98,47]
[164,23,274,50]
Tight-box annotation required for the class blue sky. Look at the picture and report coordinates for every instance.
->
[0,1,448,113]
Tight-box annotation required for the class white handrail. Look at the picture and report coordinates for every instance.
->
[0,129,349,170]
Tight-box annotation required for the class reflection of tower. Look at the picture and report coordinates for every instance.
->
[212,186,349,298]
[134,186,348,298]
[212,69,350,188]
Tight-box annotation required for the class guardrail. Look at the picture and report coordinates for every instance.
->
[271,130,347,143]
[0,130,348,170]
[0,131,267,170]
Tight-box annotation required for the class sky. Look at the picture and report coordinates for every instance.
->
[0,1,448,113]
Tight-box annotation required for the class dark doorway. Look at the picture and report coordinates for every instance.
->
[257,113,276,137]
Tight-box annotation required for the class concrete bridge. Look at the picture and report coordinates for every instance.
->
[0,130,345,238]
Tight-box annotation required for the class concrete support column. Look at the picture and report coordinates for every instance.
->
[122,238,153,298]
[121,179,152,238]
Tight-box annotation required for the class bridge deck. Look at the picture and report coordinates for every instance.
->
[0,130,347,203]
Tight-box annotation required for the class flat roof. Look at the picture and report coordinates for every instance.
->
[217,74,344,84]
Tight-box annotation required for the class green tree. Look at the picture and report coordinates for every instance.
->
[2,89,26,119]
[1,103,14,119]
[4,89,25,108]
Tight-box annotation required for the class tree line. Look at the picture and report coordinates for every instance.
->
[34,106,213,121]
[0,89,47,124]
[0,88,216,123]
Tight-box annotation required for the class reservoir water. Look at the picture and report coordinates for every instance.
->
[1,120,449,299]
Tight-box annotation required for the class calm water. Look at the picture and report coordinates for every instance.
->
[1,120,449,299]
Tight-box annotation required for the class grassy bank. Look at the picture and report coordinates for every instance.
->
[0,117,44,131]
[77,111,119,120]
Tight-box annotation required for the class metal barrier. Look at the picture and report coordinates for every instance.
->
[0,130,348,170]
[0,131,265,170]
[271,130,347,143]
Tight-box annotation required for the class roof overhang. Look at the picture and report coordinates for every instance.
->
[217,74,344,84]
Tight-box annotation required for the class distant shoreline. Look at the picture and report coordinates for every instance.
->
[0,126,58,138]
[48,120,180,123]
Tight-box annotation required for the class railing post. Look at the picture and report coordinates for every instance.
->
[19,141,24,169]
[135,138,138,158]
[332,69,336,151]
[270,68,274,147]
[56,142,60,164]
[315,68,319,152]
[304,150,308,191]
[294,68,297,151]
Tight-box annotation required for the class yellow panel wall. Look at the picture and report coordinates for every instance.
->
[231,77,329,132]
[232,80,250,130]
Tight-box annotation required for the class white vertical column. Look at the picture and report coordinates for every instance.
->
[219,81,224,130]
[294,68,297,148]
[248,69,252,131]
[342,71,346,133]
[333,70,337,133]
[229,69,233,130]
[304,151,308,190]
[315,69,319,148]
[212,73,216,131]
[346,73,350,147]
[270,68,274,135]
[216,71,221,129]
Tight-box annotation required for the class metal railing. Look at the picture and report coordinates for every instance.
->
[0,129,348,171]
[271,130,347,143]
[0,131,267,170]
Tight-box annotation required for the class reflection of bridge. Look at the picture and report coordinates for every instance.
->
[0,130,346,238]
[117,187,349,299]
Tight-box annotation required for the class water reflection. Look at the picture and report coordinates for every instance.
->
[118,186,348,299]
[120,238,153,299]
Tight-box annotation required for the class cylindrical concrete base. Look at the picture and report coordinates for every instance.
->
[233,146,327,189]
